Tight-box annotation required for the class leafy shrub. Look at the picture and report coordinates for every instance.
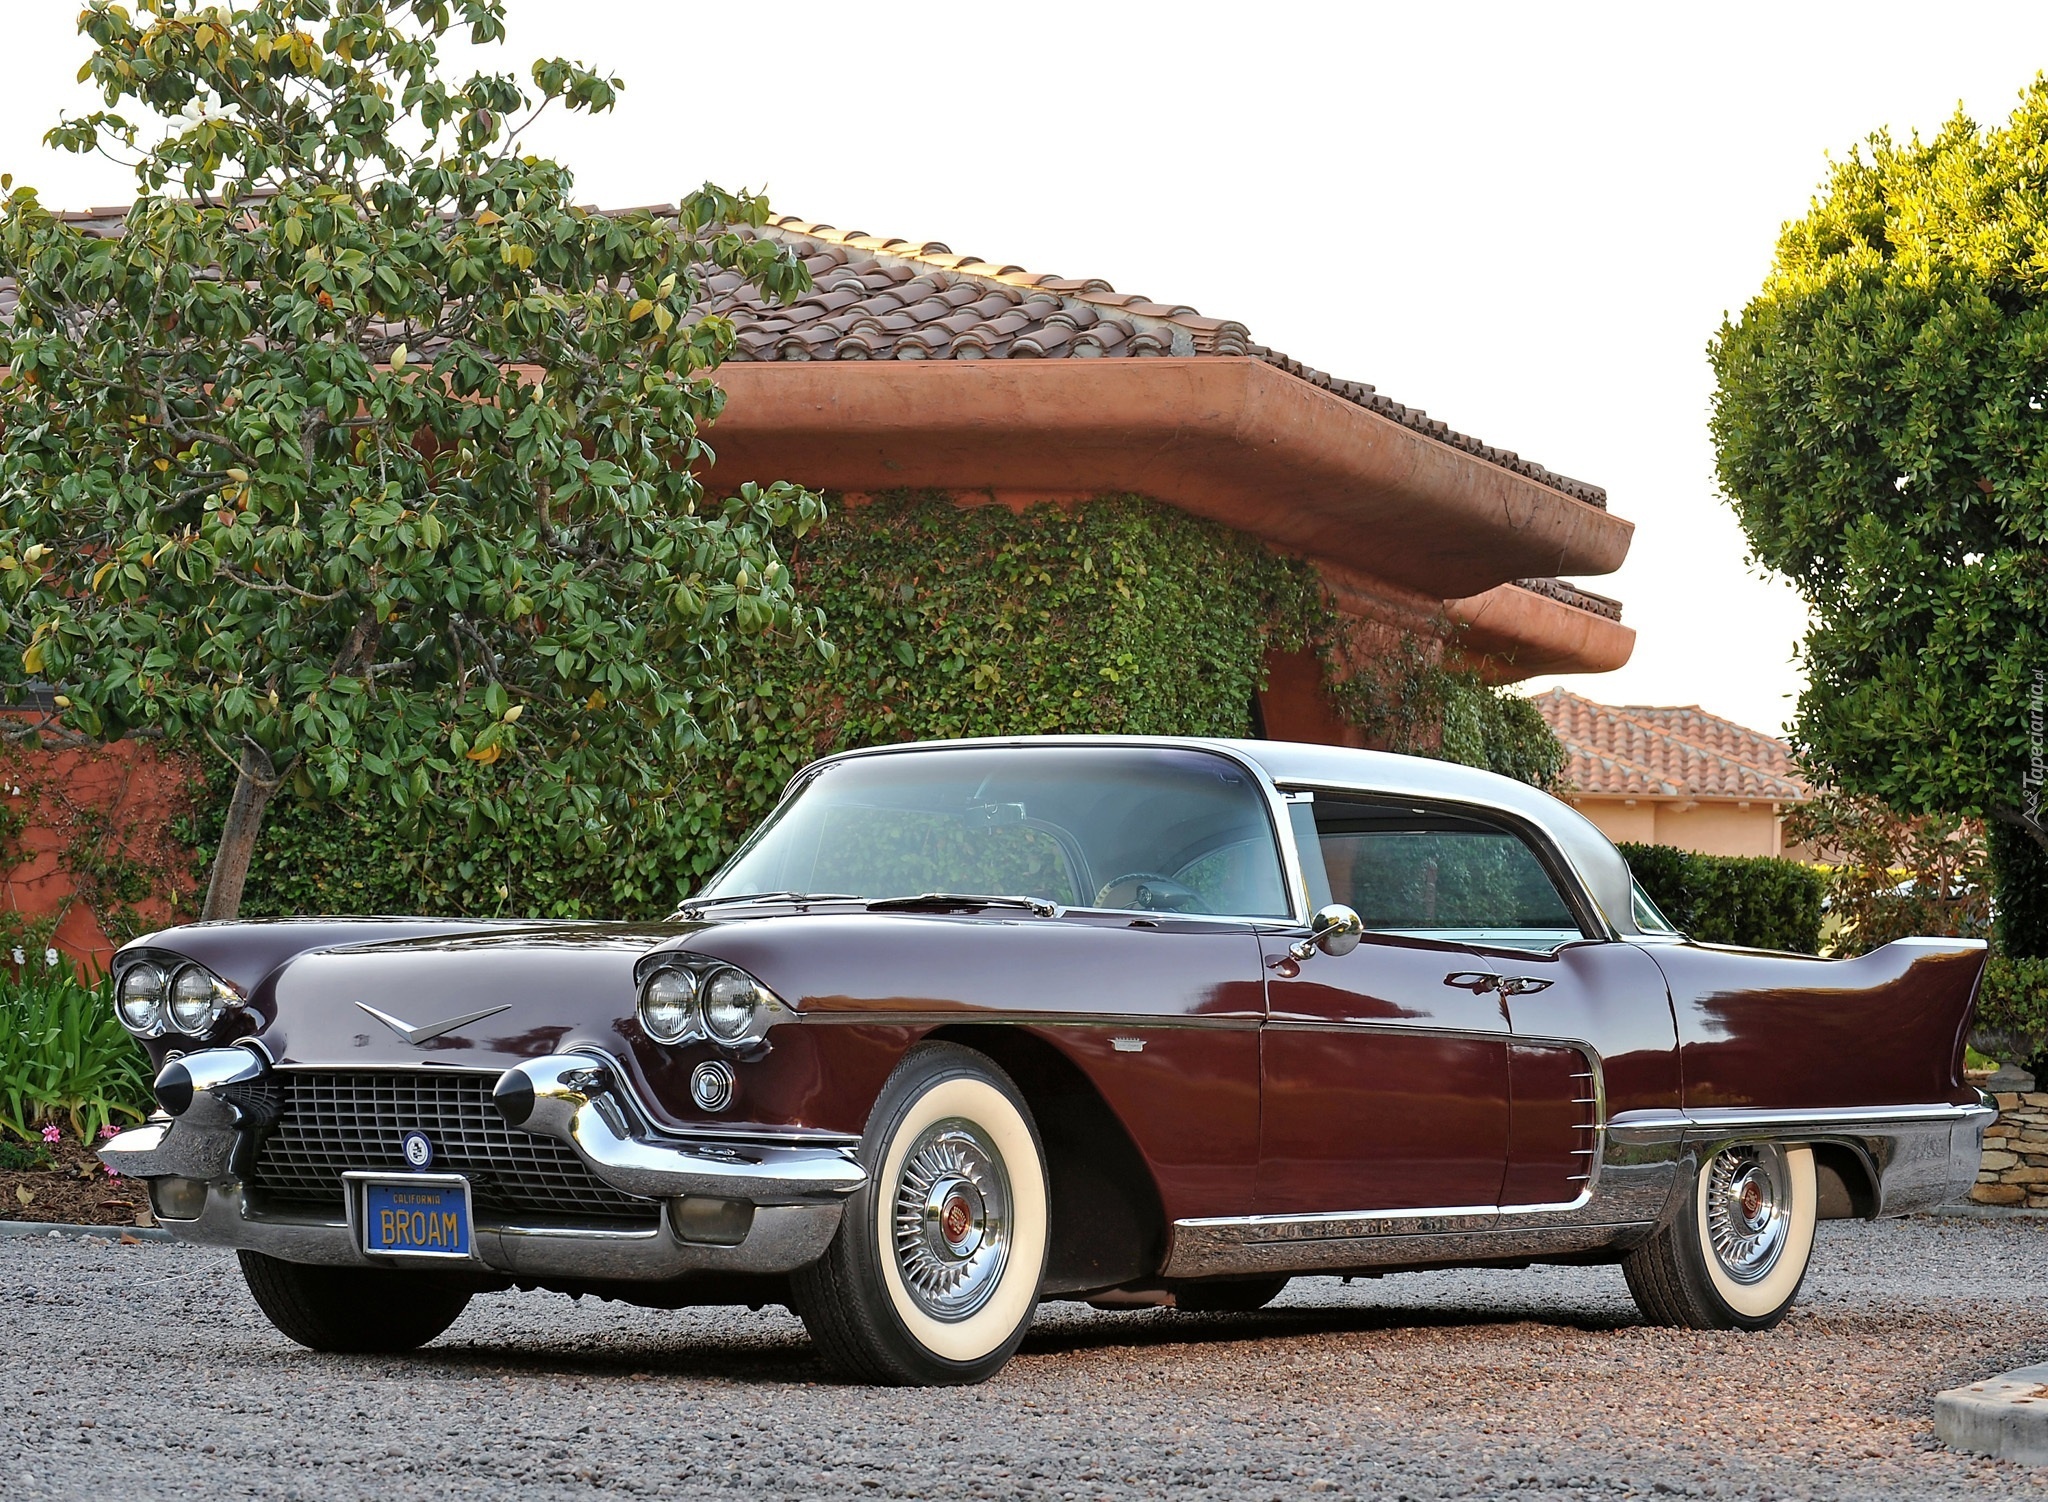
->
[215,495,1566,921]
[1618,843,1827,954]
[0,967,152,1142]
[1974,956,2048,1073]
[1785,792,1989,956]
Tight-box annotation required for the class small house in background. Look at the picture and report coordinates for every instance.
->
[1532,688,1815,858]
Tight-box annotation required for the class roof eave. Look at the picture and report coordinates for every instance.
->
[704,356,1633,601]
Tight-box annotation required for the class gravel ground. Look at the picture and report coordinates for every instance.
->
[4,1216,2045,1501]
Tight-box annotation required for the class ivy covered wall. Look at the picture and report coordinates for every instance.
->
[206,494,1565,920]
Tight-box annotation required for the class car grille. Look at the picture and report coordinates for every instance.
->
[247,1070,655,1223]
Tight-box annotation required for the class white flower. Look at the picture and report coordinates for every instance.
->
[43,948,58,968]
[10,948,22,966]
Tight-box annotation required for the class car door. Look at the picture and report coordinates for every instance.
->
[1256,793,1526,1216]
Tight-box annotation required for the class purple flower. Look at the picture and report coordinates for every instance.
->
[40,1124,61,1144]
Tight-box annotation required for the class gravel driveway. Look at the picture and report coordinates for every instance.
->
[5,1216,2044,1500]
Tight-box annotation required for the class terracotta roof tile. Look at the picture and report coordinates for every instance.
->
[1532,688,1813,803]
[0,204,1608,510]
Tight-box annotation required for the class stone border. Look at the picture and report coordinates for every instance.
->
[1936,1362,2048,1465]
[0,1219,171,1242]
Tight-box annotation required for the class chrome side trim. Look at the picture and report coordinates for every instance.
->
[1162,1218,1638,1278]
[1607,1101,1994,1146]
[1605,1100,1997,1218]
[796,1010,1260,1032]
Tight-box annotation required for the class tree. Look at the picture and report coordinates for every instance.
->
[0,1,827,919]
[1710,80,2048,953]
[1782,791,1990,955]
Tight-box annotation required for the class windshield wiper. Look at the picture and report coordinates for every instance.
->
[865,893,1058,917]
[670,891,860,920]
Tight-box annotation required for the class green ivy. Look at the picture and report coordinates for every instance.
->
[1619,841,1827,954]
[207,494,1564,919]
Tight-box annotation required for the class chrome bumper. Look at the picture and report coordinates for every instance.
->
[98,1046,868,1281]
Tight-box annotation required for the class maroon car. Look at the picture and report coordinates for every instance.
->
[100,736,1992,1384]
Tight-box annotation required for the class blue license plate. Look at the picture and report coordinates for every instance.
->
[361,1178,472,1258]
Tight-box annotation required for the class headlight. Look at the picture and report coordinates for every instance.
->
[116,962,168,1037]
[638,967,699,1044]
[701,967,761,1044]
[635,957,788,1050]
[168,965,237,1035]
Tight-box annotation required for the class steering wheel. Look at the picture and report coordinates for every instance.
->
[1093,872,1209,914]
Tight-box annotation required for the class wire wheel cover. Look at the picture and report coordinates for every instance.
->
[1703,1145,1792,1284]
[891,1118,1012,1321]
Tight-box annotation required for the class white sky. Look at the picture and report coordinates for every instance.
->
[5,1,2045,738]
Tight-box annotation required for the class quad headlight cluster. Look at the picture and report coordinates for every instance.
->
[636,959,787,1049]
[115,958,243,1040]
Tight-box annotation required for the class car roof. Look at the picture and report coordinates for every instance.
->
[800,735,1640,936]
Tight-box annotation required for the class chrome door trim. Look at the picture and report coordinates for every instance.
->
[1607,1101,1994,1146]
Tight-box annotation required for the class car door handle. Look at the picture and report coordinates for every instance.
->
[1498,976,1554,996]
[1443,972,1499,993]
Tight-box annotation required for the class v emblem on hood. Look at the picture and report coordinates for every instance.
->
[355,1001,512,1046]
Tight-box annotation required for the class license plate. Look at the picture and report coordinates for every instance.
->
[359,1176,472,1259]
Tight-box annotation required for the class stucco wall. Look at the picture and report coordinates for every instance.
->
[1565,796,1789,859]
[0,738,201,971]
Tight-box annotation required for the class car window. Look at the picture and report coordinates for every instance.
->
[705,745,1291,918]
[1311,799,1584,950]
[810,808,1082,905]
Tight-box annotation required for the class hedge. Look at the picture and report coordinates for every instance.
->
[208,494,1567,921]
[1976,956,2048,1072]
[1617,842,1826,954]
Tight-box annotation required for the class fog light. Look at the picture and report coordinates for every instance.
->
[148,1176,208,1221]
[669,1195,754,1247]
[690,1059,736,1112]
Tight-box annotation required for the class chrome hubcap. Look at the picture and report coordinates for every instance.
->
[893,1119,1010,1321]
[1704,1145,1790,1284]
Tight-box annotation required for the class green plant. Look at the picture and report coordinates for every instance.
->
[1974,955,2048,1074]
[0,966,153,1142]
[0,1,825,922]
[1709,78,2048,930]
[1618,842,1828,954]
[1784,792,1990,956]
[212,493,1565,919]
[0,1138,51,1171]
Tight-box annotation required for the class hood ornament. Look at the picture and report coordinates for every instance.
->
[355,1001,511,1046]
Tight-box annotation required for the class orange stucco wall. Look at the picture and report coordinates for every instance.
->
[1565,794,1794,859]
[0,737,202,972]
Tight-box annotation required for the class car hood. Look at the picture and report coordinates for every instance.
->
[150,921,700,1072]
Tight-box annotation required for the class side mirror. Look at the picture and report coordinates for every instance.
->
[1289,903,1364,961]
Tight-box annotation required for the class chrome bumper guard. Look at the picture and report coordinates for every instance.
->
[97,1046,868,1281]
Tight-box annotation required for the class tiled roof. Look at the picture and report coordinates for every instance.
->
[2,205,1610,513]
[703,217,1607,509]
[1532,688,1814,803]
[1507,577,1622,622]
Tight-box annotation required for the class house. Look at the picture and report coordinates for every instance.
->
[690,215,1637,731]
[1,205,1643,960]
[1532,688,1815,858]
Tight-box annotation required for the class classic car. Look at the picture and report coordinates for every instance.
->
[100,736,1993,1385]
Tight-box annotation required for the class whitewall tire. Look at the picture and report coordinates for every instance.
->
[795,1043,1048,1384]
[1622,1142,1817,1331]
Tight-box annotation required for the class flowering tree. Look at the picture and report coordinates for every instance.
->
[0,1,826,918]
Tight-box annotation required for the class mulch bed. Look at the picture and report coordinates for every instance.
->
[0,1133,153,1228]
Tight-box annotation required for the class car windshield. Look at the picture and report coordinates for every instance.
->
[701,745,1291,918]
